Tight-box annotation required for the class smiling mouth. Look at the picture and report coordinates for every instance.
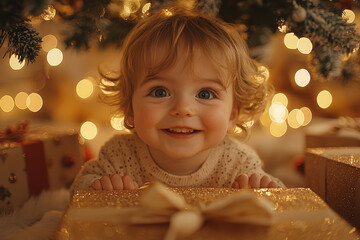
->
[164,128,199,134]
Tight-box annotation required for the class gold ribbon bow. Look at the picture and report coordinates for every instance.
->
[68,183,274,240]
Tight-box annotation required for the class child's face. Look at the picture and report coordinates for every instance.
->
[131,46,237,165]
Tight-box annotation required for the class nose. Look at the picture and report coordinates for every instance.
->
[169,96,195,118]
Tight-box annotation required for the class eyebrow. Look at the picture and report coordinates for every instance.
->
[140,74,227,90]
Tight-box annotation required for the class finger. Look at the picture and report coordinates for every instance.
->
[236,174,249,189]
[110,174,124,190]
[249,173,261,188]
[260,175,271,188]
[232,181,239,189]
[100,176,113,190]
[122,175,135,190]
[268,181,281,188]
[91,179,102,190]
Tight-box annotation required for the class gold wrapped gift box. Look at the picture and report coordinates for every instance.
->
[305,147,360,229]
[55,187,359,240]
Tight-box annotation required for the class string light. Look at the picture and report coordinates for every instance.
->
[0,95,15,112]
[284,32,298,49]
[294,69,310,87]
[15,92,28,110]
[41,34,57,52]
[342,9,355,23]
[80,121,98,140]
[47,48,63,66]
[297,37,313,54]
[26,93,43,112]
[317,90,332,109]
[9,54,25,70]
[76,78,94,99]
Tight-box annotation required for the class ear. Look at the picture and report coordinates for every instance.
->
[227,107,239,131]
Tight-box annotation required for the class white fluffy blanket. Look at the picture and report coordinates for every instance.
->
[0,189,70,240]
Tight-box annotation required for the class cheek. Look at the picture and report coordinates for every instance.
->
[133,104,160,128]
[201,106,232,131]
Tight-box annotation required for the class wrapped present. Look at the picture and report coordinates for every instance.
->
[305,147,360,228]
[305,117,360,148]
[55,183,359,240]
[0,123,84,211]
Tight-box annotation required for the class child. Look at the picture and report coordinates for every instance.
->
[71,5,285,192]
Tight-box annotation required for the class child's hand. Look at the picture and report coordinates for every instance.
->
[231,173,280,189]
[90,174,139,190]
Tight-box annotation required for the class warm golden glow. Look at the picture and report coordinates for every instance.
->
[269,103,288,123]
[26,93,43,112]
[15,92,28,110]
[297,37,313,54]
[278,24,287,33]
[272,93,288,107]
[317,90,332,109]
[0,95,15,112]
[163,8,173,16]
[42,5,56,21]
[142,2,151,14]
[294,68,310,87]
[270,121,287,137]
[9,54,25,70]
[260,111,271,128]
[76,78,94,99]
[300,107,312,126]
[288,109,304,129]
[284,33,299,49]
[80,121,98,140]
[42,34,58,52]
[258,65,270,82]
[343,9,355,23]
[47,48,63,66]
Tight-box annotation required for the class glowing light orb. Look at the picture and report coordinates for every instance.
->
[284,33,299,49]
[294,69,311,87]
[297,37,313,54]
[272,93,288,107]
[47,48,63,66]
[270,121,287,137]
[269,103,288,123]
[26,93,43,112]
[9,55,25,70]
[15,92,28,110]
[343,9,355,23]
[80,121,98,140]
[317,90,332,109]
[76,78,94,99]
[0,95,15,112]
[288,109,304,129]
[300,107,312,126]
[42,34,58,52]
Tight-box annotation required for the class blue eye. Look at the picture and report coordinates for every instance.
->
[150,88,169,98]
[197,89,214,99]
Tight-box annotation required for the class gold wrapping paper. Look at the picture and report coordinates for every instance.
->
[55,188,359,240]
[306,147,360,229]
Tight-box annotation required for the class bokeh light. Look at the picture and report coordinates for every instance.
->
[9,54,25,70]
[26,93,43,112]
[343,9,355,23]
[269,103,288,123]
[284,32,299,49]
[76,78,94,99]
[294,69,310,87]
[80,121,98,140]
[15,92,28,110]
[47,48,63,66]
[317,90,332,109]
[288,109,304,129]
[0,95,15,112]
[142,2,151,14]
[41,34,58,52]
[272,93,288,107]
[297,37,313,54]
[300,107,312,126]
[270,121,287,137]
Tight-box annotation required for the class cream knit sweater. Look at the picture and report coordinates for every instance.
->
[71,133,284,191]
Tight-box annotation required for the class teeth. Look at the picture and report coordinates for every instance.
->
[168,128,195,133]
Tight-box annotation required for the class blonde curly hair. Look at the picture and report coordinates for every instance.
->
[100,5,270,136]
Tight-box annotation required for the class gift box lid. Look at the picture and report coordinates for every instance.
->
[55,187,359,240]
[307,147,360,168]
